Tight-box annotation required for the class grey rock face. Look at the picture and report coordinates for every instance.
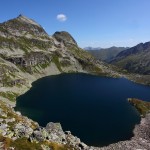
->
[46,122,66,143]
[46,122,62,132]
[32,128,48,142]
[6,52,52,68]
[14,123,33,138]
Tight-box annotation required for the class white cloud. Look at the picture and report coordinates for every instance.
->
[56,14,67,22]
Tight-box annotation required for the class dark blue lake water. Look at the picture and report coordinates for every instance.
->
[15,73,150,146]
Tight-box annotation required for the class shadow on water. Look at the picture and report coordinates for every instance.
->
[15,73,150,146]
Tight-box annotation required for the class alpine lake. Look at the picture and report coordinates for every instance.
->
[15,73,150,146]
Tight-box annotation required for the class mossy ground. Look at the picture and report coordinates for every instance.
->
[0,135,72,150]
[0,92,18,102]
[128,98,150,116]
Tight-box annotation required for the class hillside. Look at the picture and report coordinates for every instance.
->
[111,42,150,75]
[87,47,127,62]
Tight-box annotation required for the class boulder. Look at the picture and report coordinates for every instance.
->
[14,123,33,138]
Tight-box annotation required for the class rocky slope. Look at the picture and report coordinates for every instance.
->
[110,42,150,75]
[86,47,127,62]
[0,15,150,149]
[0,100,88,150]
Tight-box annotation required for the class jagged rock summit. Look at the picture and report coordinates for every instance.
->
[17,14,42,28]
[0,14,48,38]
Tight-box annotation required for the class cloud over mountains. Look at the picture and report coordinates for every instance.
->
[56,14,67,22]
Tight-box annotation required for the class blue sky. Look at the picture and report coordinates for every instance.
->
[0,0,150,48]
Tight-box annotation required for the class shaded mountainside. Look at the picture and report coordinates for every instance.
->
[110,42,150,75]
[87,47,127,62]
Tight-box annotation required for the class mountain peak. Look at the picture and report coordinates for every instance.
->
[16,14,41,28]
[53,31,77,46]
[17,14,24,18]
[1,15,48,37]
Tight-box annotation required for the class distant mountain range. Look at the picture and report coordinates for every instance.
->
[86,43,150,75]
[110,42,150,75]
[84,47,101,51]
[86,46,128,62]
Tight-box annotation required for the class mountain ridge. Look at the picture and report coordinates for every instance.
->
[16,14,42,28]
[111,41,150,75]
[86,46,128,62]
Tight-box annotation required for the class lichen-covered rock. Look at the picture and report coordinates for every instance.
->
[31,127,48,142]
[45,122,66,143]
[14,123,33,138]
